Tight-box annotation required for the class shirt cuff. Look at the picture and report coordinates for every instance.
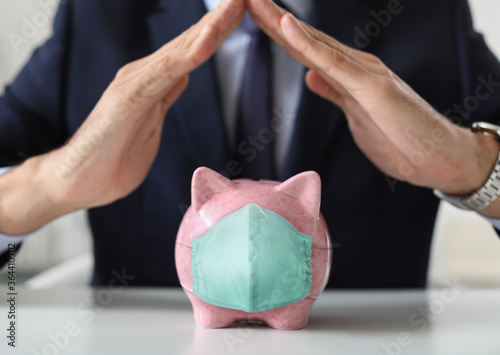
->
[0,236,26,255]
[482,215,500,231]
[0,167,30,255]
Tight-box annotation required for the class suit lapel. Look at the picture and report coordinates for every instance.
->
[147,0,230,170]
[282,0,374,180]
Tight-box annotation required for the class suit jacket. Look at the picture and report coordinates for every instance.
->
[1,0,500,288]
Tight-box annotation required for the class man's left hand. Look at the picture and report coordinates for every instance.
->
[247,0,500,197]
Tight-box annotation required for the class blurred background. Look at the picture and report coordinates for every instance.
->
[0,0,499,288]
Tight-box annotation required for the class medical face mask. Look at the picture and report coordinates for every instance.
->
[191,204,313,313]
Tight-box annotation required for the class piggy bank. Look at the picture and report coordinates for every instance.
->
[175,167,332,329]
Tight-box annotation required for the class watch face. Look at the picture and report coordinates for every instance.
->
[472,122,500,140]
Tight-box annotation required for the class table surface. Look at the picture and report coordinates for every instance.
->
[1,286,499,355]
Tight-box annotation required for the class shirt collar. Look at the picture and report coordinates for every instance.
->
[203,0,313,22]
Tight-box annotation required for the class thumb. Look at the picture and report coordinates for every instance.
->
[305,70,344,108]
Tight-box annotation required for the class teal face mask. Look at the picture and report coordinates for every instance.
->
[191,204,312,313]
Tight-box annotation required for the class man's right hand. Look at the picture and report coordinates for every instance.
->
[0,0,245,235]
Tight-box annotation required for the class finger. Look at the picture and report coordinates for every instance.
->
[292,22,388,77]
[133,0,246,99]
[184,0,247,51]
[160,75,190,113]
[132,76,190,151]
[280,13,373,92]
[247,0,352,61]
[248,0,381,91]
[156,0,246,67]
[247,0,303,60]
[305,70,345,108]
[291,19,387,73]
[346,105,412,180]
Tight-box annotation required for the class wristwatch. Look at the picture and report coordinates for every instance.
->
[433,122,500,211]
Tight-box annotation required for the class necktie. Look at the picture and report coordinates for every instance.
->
[236,12,275,180]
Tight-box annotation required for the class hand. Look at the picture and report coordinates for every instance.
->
[0,0,246,235]
[47,0,246,209]
[247,0,500,195]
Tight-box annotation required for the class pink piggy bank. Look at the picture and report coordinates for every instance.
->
[175,167,332,329]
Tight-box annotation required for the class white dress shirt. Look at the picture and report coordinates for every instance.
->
[205,0,313,174]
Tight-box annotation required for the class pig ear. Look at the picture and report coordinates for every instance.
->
[192,167,237,211]
[277,171,321,218]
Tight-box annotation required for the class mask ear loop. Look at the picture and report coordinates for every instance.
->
[311,242,331,249]
[308,243,334,299]
[176,242,194,292]
[176,241,193,247]
[180,282,194,293]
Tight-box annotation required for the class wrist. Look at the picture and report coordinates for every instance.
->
[26,154,81,222]
[438,128,500,196]
[0,155,73,235]
[38,149,87,213]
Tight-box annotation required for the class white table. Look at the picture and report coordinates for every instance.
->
[1,286,499,355]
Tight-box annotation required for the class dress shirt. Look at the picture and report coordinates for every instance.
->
[205,0,313,174]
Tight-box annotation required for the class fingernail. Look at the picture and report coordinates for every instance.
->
[282,13,306,50]
[288,13,301,25]
[288,13,305,32]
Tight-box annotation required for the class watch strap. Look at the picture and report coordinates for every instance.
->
[434,149,500,211]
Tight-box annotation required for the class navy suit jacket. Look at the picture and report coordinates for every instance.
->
[1,0,500,288]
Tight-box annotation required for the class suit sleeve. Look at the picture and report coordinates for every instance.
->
[0,2,73,167]
[452,0,500,126]
[453,0,500,238]
[0,3,73,268]
[0,239,22,272]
